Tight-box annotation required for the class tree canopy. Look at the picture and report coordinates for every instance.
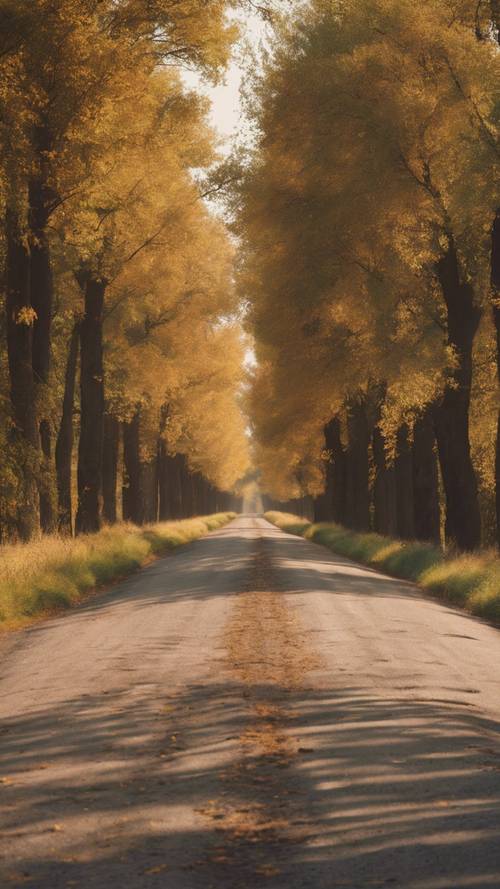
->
[238,0,499,548]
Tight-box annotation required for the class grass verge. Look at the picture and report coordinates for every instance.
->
[265,510,500,623]
[0,513,235,629]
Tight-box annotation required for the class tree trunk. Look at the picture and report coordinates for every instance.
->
[372,425,397,536]
[491,1,499,35]
[170,453,184,519]
[102,411,119,525]
[327,416,347,524]
[313,494,328,522]
[433,238,481,550]
[181,457,195,518]
[412,409,440,544]
[55,321,79,534]
[38,420,55,532]
[192,473,204,517]
[204,480,211,515]
[142,457,158,523]
[491,210,500,548]
[32,222,53,537]
[122,410,158,525]
[322,419,337,521]
[76,275,106,534]
[5,206,39,540]
[394,423,415,540]
[496,411,500,549]
[314,420,337,522]
[122,412,141,524]
[345,397,370,531]
[199,476,209,515]
[158,438,170,520]
[29,133,56,533]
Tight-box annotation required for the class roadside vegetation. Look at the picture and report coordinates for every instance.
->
[266,512,500,624]
[0,513,235,629]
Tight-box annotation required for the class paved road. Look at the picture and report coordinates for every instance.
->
[1,515,500,888]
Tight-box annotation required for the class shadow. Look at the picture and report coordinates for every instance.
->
[2,516,500,887]
[5,517,452,642]
[2,680,500,887]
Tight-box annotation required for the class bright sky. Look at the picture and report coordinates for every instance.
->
[183,13,270,378]
[182,12,270,147]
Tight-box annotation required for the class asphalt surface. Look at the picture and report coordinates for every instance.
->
[1,515,500,888]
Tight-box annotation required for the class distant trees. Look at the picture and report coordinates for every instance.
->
[239,0,499,550]
[0,0,247,540]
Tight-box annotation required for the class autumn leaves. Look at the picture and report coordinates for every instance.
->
[240,0,500,551]
[0,0,248,540]
[2,0,498,550]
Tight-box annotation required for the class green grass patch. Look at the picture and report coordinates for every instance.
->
[264,511,312,537]
[0,512,235,628]
[265,511,500,624]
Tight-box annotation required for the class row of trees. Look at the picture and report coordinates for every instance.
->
[0,0,249,541]
[239,0,500,550]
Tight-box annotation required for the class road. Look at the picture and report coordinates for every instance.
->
[1,515,500,888]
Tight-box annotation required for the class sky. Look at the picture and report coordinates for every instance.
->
[183,12,270,375]
[182,12,270,147]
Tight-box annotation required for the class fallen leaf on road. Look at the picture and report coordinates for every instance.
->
[143,864,169,875]
[255,865,281,877]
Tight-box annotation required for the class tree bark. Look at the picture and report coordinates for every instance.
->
[102,411,119,525]
[412,409,440,544]
[491,210,500,548]
[192,473,204,517]
[76,275,106,534]
[29,124,57,533]
[169,453,184,519]
[395,423,415,540]
[345,397,370,531]
[5,206,40,540]
[322,419,337,521]
[491,0,500,35]
[372,425,397,536]
[313,420,338,522]
[142,457,158,523]
[122,410,158,525]
[180,457,195,518]
[199,476,209,515]
[55,321,80,534]
[38,420,55,532]
[327,416,347,524]
[122,412,141,524]
[313,494,327,522]
[158,438,170,520]
[433,238,482,550]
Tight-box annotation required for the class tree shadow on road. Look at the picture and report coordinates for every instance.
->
[2,677,500,888]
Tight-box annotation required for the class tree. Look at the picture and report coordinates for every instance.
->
[0,0,239,536]
[239,0,499,550]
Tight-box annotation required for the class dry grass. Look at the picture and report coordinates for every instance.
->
[0,513,235,628]
[265,511,500,624]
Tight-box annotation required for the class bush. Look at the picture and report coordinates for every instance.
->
[265,511,500,624]
[0,512,235,628]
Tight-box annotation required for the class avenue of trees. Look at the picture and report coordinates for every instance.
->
[239,0,500,551]
[0,0,249,542]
